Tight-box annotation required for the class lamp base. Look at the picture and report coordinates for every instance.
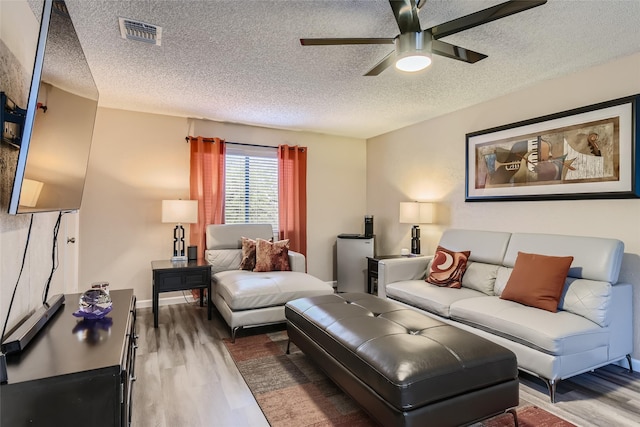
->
[410,225,421,255]
[171,255,188,262]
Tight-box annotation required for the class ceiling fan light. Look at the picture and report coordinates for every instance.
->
[394,31,432,73]
[395,54,431,72]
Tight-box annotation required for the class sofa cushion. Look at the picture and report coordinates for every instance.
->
[462,262,499,296]
[482,264,611,327]
[214,270,332,310]
[426,246,470,288]
[503,233,624,283]
[254,238,291,272]
[205,249,242,273]
[500,252,573,312]
[240,237,258,271]
[438,229,511,265]
[450,297,608,355]
[386,280,486,318]
[559,278,611,327]
[494,266,512,296]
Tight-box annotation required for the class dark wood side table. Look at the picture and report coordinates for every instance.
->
[367,255,426,294]
[151,259,212,328]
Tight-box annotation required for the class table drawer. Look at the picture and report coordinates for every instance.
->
[155,269,208,291]
[185,270,209,286]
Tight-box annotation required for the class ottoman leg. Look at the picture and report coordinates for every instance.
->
[507,408,518,427]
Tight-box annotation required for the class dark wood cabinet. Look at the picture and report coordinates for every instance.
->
[367,255,426,294]
[1,289,137,427]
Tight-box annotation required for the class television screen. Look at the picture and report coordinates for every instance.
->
[8,0,98,214]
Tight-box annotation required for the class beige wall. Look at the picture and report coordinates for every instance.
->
[192,121,367,281]
[367,52,640,358]
[79,111,366,302]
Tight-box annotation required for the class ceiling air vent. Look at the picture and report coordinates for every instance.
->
[118,17,162,46]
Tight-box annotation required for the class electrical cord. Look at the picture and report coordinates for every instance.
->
[182,290,204,305]
[42,211,65,305]
[1,214,34,343]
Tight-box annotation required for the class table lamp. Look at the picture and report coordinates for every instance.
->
[399,202,434,255]
[19,179,44,207]
[162,200,198,261]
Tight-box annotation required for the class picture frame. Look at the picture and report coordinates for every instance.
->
[465,95,639,201]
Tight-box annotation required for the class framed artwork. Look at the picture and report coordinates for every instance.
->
[465,95,639,201]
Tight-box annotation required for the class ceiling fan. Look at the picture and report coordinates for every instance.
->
[300,0,547,76]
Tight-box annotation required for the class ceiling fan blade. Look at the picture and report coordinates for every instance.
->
[431,39,487,63]
[429,0,547,40]
[389,0,422,34]
[364,51,396,76]
[300,38,394,46]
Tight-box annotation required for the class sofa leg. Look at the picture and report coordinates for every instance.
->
[626,354,634,373]
[507,408,518,427]
[542,378,557,403]
[231,326,242,343]
[286,339,291,355]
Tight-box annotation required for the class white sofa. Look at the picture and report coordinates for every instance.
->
[377,229,633,402]
[205,224,334,341]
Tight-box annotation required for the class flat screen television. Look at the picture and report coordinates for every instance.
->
[8,0,98,214]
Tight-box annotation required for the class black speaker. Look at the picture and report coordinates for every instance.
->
[187,245,198,261]
[364,215,374,237]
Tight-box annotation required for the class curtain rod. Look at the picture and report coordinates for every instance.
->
[184,137,305,150]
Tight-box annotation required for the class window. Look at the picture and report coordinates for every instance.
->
[224,144,279,237]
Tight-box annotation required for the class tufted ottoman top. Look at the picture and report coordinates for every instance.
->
[285,293,517,411]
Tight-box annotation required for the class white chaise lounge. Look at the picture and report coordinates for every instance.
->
[205,224,334,341]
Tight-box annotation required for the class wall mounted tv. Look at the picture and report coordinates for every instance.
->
[8,0,98,215]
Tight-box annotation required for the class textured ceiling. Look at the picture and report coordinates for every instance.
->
[40,0,640,139]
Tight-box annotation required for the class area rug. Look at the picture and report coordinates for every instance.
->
[224,330,575,427]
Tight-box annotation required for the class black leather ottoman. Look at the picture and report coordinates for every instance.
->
[285,293,519,427]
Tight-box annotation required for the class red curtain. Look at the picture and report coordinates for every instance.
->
[189,136,226,258]
[278,145,307,256]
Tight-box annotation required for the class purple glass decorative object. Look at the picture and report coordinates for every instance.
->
[73,288,113,319]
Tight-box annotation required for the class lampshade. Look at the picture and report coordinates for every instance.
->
[399,202,434,224]
[19,179,44,207]
[395,32,432,72]
[162,200,198,224]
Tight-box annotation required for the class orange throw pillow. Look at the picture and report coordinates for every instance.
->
[254,238,291,272]
[500,252,573,312]
[426,246,471,288]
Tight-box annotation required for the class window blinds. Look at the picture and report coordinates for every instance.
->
[224,144,278,238]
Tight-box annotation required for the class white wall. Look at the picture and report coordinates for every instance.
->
[0,0,73,334]
[78,110,367,302]
[367,52,640,358]
[78,108,192,302]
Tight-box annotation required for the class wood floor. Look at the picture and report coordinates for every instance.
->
[132,302,640,427]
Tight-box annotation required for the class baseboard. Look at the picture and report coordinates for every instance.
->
[615,356,639,372]
[137,294,195,309]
